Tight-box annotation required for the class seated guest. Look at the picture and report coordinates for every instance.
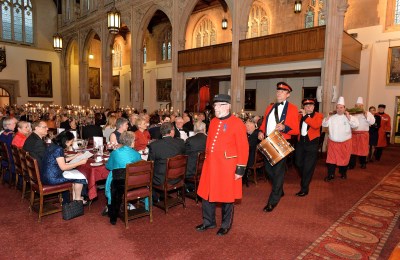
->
[94,112,103,127]
[59,114,71,130]
[148,114,161,140]
[43,112,57,129]
[82,119,103,140]
[185,121,207,191]
[244,119,261,187]
[110,117,129,144]
[12,121,31,148]
[23,120,48,170]
[134,117,151,151]
[105,131,142,225]
[183,110,194,133]
[0,117,17,183]
[128,113,139,132]
[174,116,188,141]
[148,122,185,199]
[103,115,117,143]
[41,131,88,203]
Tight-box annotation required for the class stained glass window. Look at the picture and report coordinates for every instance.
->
[143,45,147,64]
[318,11,325,26]
[1,0,33,44]
[395,0,400,24]
[305,10,314,28]
[193,18,216,48]
[247,4,268,39]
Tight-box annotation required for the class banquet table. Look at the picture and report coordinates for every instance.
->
[77,156,110,200]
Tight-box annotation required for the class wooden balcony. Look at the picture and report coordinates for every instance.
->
[178,26,361,74]
[178,42,232,72]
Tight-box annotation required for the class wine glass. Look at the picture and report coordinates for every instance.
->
[93,146,99,154]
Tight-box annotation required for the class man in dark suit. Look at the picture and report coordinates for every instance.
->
[185,121,207,191]
[23,120,48,170]
[59,114,71,130]
[148,122,185,198]
[82,119,103,140]
[174,116,188,140]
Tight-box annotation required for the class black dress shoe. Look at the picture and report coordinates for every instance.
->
[341,174,347,179]
[281,191,285,197]
[110,219,117,225]
[195,224,216,232]
[295,192,308,197]
[217,228,230,236]
[263,203,276,212]
[324,176,334,182]
[360,164,366,169]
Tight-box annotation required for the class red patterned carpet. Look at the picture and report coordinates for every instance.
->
[0,146,399,259]
[297,162,400,259]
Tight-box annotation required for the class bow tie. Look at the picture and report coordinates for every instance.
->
[275,102,284,106]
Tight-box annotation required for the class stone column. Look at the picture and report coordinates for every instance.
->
[230,0,247,113]
[321,0,348,115]
[101,51,113,109]
[172,0,185,113]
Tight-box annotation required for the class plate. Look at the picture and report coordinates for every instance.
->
[90,162,103,167]
[103,157,109,161]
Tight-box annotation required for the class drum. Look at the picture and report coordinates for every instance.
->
[257,131,295,166]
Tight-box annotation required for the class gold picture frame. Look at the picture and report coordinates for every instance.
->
[387,46,400,85]
[27,60,53,97]
[89,67,101,99]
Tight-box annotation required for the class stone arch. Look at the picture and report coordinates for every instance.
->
[177,0,234,51]
[82,29,102,63]
[0,80,18,105]
[192,15,217,48]
[62,36,79,105]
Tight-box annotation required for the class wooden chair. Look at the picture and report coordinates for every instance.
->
[26,154,72,222]
[11,145,23,191]
[122,160,153,229]
[0,141,12,186]
[153,155,188,214]
[185,151,205,204]
[18,148,31,201]
[247,149,266,185]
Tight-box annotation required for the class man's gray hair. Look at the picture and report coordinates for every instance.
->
[3,117,14,129]
[116,117,128,130]
[119,131,135,147]
[194,121,206,133]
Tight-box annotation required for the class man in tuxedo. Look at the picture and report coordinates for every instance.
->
[258,82,299,212]
[185,121,207,191]
[82,119,103,140]
[148,122,185,200]
[295,98,323,197]
[174,116,188,141]
[23,120,48,170]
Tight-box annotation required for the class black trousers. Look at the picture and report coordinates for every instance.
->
[327,163,347,177]
[201,199,234,229]
[348,154,367,168]
[110,179,125,222]
[295,137,319,194]
[375,147,384,161]
[264,157,286,205]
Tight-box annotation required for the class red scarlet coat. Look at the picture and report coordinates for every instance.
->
[259,102,300,139]
[377,113,391,147]
[297,112,323,141]
[197,115,248,203]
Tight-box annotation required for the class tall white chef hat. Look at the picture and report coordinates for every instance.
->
[356,97,363,104]
[337,96,345,106]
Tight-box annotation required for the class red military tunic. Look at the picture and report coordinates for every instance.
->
[377,113,391,147]
[197,115,248,203]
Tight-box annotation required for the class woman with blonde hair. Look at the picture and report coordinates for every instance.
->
[103,115,117,142]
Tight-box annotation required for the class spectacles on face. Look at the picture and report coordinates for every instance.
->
[38,125,48,129]
[213,103,229,108]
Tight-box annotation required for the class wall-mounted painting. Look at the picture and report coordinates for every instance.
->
[27,60,53,97]
[244,89,256,111]
[89,67,101,99]
[387,46,400,85]
[156,79,171,102]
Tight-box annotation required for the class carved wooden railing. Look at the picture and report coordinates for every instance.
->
[239,26,326,66]
[178,42,232,72]
[178,26,361,74]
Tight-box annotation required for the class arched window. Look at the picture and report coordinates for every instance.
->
[304,0,324,28]
[396,0,400,24]
[247,3,269,38]
[143,42,147,64]
[113,43,121,68]
[193,17,217,48]
[305,8,314,28]
[160,27,172,61]
[1,0,33,44]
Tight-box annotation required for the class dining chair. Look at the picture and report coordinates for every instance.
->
[26,154,72,222]
[185,151,205,204]
[0,141,12,187]
[247,149,266,185]
[153,154,188,214]
[123,160,153,228]
[18,148,31,201]
[11,145,23,191]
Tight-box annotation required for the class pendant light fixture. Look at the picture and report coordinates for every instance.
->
[294,1,302,14]
[107,0,121,34]
[53,0,63,52]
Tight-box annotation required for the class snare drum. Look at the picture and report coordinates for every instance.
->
[257,131,295,166]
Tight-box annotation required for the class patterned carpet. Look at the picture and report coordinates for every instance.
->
[297,163,400,259]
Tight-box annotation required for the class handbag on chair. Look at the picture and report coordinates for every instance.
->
[62,200,84,220]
